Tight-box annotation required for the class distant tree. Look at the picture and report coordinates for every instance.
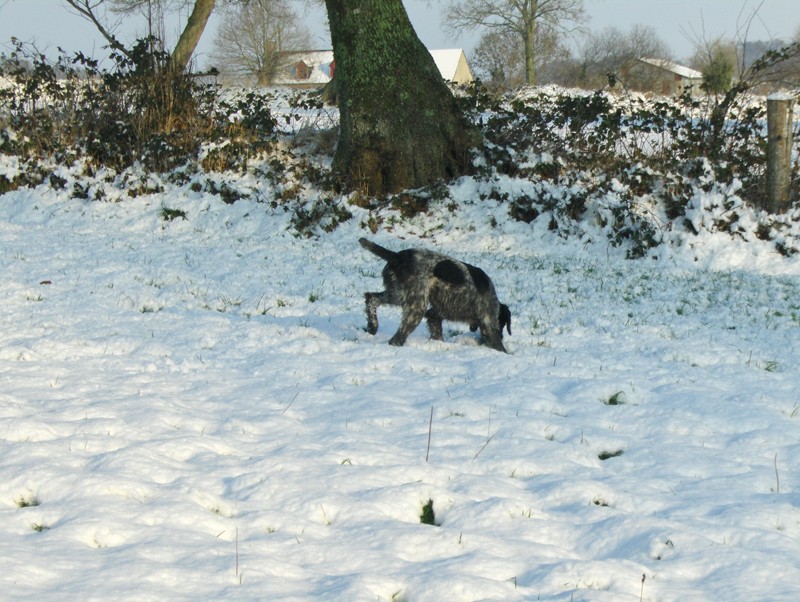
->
[703,54,735,95]
[689,39,736,95]
[324,0,480,194]
[472,25,561,89]
[211,0,312,85]
[683,8,800,156]
[472,30,524,89]
[444,0,585,85]
[743,40,800,88]
[576,24,671,89]
[684,2,800,95]
[704,40,800,158]
[791,27,800,82]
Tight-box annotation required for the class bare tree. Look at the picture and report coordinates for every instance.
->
[63,0,215,71]
[211,0,312,85]
[62,0,130,56]
[689,38,737,95]
[444,0,585,85]
[683,2,799,89]
[472,30,525,90]
[109,0,184,47]
[472,25,560,89]
[681,6,800,154]
[576,24,672,89]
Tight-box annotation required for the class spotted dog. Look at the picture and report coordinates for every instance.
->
[359,238,511,352]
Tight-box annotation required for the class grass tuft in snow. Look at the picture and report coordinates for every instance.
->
[598,449,625,461]
[603,391,626,405]
[161,207,187,222]
[762,360,779,372]
[420,499,437,526]
[16,494,40,508]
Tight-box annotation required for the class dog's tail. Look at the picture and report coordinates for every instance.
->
[359,238,399,263]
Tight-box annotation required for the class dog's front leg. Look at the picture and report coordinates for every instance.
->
[425,308,444,341]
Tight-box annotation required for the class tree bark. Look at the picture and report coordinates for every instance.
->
[524,1,538,85]
[172,0,216,71]
[325,0,480,195]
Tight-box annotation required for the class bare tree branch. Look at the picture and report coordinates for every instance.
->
[62,0,131,57]
[63,0,218,71]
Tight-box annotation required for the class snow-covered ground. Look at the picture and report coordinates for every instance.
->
[2,166,800,601]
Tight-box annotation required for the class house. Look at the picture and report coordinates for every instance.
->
[273,50,336,89]
[632,58,704,96]
[274,48,473,88]
[429,49,474,85]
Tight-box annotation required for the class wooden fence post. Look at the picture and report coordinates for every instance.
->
[766,95,794,214]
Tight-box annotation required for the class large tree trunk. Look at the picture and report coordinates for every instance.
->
[325,0,480,195]
[171,0,216,71]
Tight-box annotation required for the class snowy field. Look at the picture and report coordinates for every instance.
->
[2,168,800,601]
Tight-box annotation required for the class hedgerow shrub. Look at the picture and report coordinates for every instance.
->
[2,39,797,248]
[457,81,798,257]
[0,39,280,178]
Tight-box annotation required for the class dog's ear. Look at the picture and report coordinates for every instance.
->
[499,304,512,336]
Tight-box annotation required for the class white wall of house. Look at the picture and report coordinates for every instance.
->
[274,49,474,88]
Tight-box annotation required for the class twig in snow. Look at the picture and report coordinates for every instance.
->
[640,573,646,601]
[235,527,239,578]
[473,433,495,460]
[282,391,299,415]
[474,406,498,460]
[425,405,433,463]
[774,452,780,494]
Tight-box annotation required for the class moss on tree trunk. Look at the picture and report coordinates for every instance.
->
[325,0,480,194]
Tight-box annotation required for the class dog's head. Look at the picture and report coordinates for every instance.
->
[499,304,512,336]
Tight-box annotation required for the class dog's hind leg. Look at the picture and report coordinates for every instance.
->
[364,292,387,335]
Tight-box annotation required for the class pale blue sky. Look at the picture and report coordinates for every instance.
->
[0,0,797,65]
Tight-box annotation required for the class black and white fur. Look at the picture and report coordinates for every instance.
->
[359,238,511,352]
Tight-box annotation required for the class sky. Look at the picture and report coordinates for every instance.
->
[0,0,798,66]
